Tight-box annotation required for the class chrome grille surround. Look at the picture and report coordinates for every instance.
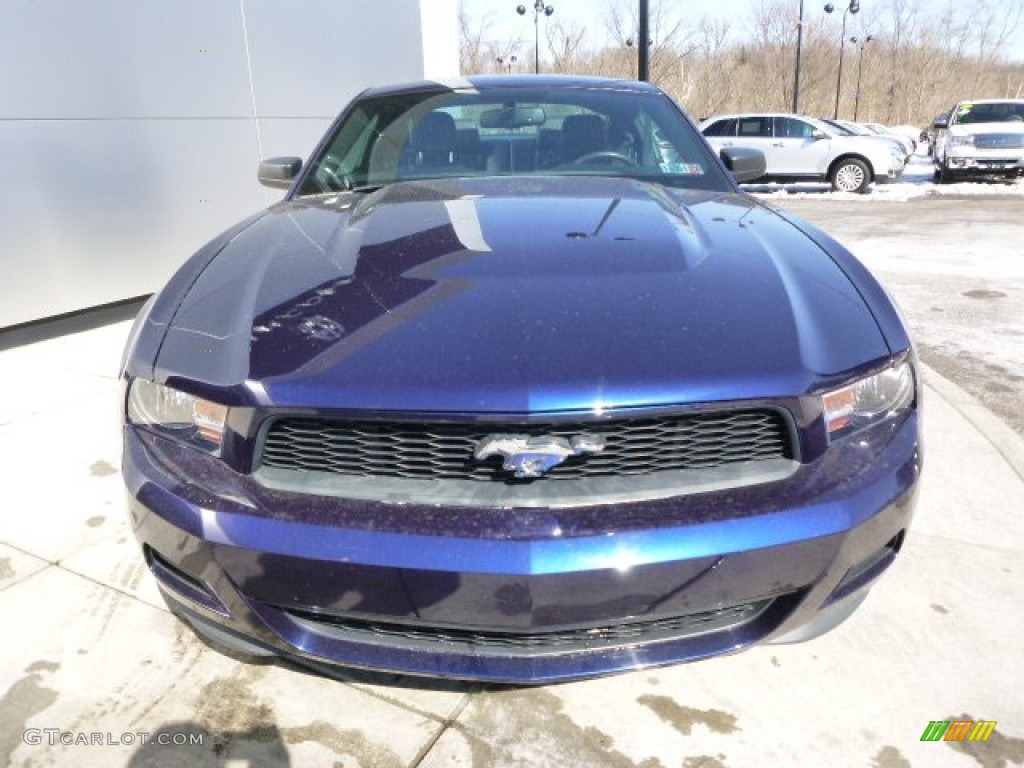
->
[973,133,1024,150]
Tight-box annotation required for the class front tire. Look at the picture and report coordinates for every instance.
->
[830,158,870,193]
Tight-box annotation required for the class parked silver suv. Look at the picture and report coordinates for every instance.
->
[700,113,904,193]
[932,99,1024,183]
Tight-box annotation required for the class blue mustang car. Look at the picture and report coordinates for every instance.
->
[121,76,920,683]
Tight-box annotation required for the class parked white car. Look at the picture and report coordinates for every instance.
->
[821,119,913,163]
[699,113,905,193]
[868,122,920,146]
[932,99,1024,183]
[859,122,917,158]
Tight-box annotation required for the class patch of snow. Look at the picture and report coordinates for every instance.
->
[745,156,1023,202]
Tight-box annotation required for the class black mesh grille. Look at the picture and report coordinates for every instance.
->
[284,599,773,654]
[258,409,793,481]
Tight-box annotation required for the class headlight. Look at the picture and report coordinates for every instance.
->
[127,379,228,455]
[949,135,975,148]
[822,362,915,437]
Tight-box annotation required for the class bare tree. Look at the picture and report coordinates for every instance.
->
[602,0,698,87]
[457,0,1024,126]
[545,21,591,74]
[688,17,736,118]
[459,8,524,75]
[968,0,1023,66]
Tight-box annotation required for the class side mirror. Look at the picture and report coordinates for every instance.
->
[932,116,949,130]
[719,147,766,183]
[812,129,828,140]
[258,157,303,190]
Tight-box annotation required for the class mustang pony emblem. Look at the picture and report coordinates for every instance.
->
[474,434,606,479]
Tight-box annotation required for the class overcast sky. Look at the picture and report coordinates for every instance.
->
[460,0,1024,65]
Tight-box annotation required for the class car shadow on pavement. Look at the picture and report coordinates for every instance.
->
[124,721,290,767]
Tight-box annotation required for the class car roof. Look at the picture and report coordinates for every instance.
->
[700,113,840,132]
[954,98,1024,105]
[699,112,835,125]
[360,75,662,98]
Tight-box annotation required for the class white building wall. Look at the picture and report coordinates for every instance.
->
[0,0,458,328]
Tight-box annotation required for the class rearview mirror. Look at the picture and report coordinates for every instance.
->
[258,157,302,189]
[932,115,949,130]
[812,130,828,140]
[480,106,546,129]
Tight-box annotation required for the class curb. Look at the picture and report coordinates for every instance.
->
[920,362,1024,483]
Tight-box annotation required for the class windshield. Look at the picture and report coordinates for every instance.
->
[821,119,854,136]
[952,101,1024,125]
[296,84,730,196]
[838,121,871,135]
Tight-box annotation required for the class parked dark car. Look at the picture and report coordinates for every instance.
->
[121,75,920,683]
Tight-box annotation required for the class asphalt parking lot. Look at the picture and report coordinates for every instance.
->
[2,180,1023,768]
[771,179,1024,439]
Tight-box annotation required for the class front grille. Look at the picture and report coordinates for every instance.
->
[974,133,1024,150]
[974,159,1021,170]
[283,598,774,656]
[259,409,794,481]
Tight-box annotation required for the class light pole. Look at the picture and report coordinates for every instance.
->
[851,35,872,120]
[496,54,518,74]
[825,0,860,119]
[792,0,805,113]
[625,35,653,81]
[638,0,650,82]
[517,1,554,75]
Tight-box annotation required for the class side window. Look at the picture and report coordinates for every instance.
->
[774,117,815,139]
[703,118,736,137]
[738,117,770,138]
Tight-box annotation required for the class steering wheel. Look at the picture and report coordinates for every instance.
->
[317,154,354,191]
[572,151,639,167]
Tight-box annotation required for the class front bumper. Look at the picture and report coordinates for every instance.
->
[877,159,905,183]
[941,150,1024,177]
[124,412,920,683]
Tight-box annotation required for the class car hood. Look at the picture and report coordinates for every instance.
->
[949,123,1024,136]
[155,176,889,413]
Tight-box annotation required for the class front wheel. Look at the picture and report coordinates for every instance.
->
[830,158,870,193]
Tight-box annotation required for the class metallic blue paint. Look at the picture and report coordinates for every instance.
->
[151,178,888,413]
[125,411,916,574]
[773,209,915,353]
